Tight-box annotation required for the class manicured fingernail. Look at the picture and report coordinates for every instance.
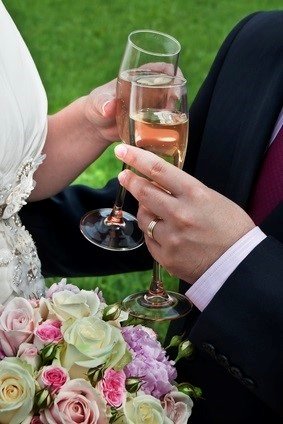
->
[102,100,112,116]
[117,170,126,184]
[114,144,128,159]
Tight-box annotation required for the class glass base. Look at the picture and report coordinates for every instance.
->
[122,291,193,322]
[80,208,144,251]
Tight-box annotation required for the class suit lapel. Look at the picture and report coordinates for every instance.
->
[193,12,283,209]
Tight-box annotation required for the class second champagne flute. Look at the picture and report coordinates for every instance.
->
[122,75,193,321]
[80,30,180,251]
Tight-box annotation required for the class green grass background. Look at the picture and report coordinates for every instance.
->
[4,0,282,304]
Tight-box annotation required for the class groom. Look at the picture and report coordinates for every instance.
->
[21,11,283,423]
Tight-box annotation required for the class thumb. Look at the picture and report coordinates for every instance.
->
[91,78,117,117]
[92,91,115,116]
[102,97,117,117]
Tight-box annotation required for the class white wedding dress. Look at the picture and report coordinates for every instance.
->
[0,2,47,303]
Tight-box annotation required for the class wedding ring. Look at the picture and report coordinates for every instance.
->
[147,218,160,241]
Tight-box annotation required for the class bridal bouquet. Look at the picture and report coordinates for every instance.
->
[0,280,194,424]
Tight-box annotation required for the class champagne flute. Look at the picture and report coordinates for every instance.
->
[122,75,193,321]
[80,30,180,251]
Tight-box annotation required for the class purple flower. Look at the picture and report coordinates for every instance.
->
[122,325,177,399]
[45,279,80,298]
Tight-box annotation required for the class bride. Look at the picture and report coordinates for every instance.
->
[0,1,118,304]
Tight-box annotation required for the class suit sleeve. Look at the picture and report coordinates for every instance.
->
[188,236,283,416]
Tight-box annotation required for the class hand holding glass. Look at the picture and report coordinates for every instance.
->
[80,30,180,251]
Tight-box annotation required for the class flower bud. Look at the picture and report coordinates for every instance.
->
[125,377,142,393]
[165,334,183,349]
[40,344,58,365]
[177,382,202,399]
[175,340,194,362]
[34,388,53,412]
[103,303,121,321]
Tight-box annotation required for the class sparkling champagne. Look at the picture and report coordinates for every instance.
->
[116,69,170,143]
[130,109,188,168]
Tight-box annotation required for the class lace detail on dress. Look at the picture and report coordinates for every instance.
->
[0,154,46,301]
[0,154,46,219]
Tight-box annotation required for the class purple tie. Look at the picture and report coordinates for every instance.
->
[249,125,283,225]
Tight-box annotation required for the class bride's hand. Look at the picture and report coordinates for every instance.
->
[84,79,119,146]
[30,78,119,201]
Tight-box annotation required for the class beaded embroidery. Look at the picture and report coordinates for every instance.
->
[0,154,46,300]
[0,155,45,219]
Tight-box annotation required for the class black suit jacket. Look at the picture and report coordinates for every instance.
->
[21,11,283,423]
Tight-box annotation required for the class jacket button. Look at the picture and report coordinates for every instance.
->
[202,342,216,357]
[229,366,242,379]
[242,377,255,389]
[216,354,229,368]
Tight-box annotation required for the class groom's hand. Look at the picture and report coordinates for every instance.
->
[114,144,255,284]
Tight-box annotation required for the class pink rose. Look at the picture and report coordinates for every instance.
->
[38,365,69,392]
[17,342,40,369]
[98,368,126,408]
[40,379,107,424]
[162,389,193,423]
[35,320,63,348]
[0,297,40,356]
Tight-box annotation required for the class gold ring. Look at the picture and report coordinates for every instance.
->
[147,218,160,240]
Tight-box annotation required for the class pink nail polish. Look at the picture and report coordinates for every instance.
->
[102,100,111,116]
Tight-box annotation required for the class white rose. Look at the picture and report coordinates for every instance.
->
[122,394,173,424]
[60,316,130,378]
[0,358,35,424]
[162,388,193,423]
[42,289,102,321]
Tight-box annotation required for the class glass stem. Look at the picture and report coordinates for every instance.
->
[147,260,170,300]
[114,162,128,208]
[105,162,129,226]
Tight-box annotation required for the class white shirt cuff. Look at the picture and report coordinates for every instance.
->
[186,227,267,311]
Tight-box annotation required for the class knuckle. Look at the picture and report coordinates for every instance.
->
[179,210,193,228]
[171,205,192,228]
[191,184,208,203]
[136,184,149,203]
[167,233,180,250]
[149,159,165,180]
